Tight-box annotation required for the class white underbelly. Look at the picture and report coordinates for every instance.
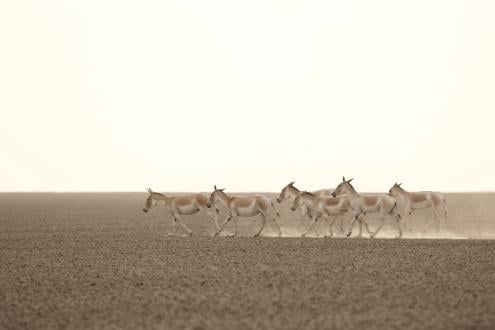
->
[177,204,200,215]
[236,206,260,217]
[325,206,347,215]
[362,204,380,213]
[412,200,432,209]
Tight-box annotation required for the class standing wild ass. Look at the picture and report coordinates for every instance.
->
[332,177,403,238]
[207,186,282,237]
[142,188,219,236]
[388,183,448,231]
[290,191,350,237]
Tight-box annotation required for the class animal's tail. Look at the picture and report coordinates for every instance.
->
[443,197,448,220]
[271,200,281,217]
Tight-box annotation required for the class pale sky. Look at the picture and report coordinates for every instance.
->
[1,1,494,192]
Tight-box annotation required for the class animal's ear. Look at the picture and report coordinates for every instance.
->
[342,176,346,182]
[289,181,295,186]
[398,183,403,187]
[214,185,217,190]
[147,188,152,193]
[347,178,354,183]
[220,188,225,192]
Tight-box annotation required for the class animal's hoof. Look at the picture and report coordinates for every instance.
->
[346,232,352,237]
[188,232,193,237]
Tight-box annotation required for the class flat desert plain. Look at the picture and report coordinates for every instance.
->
[1,193,495,329]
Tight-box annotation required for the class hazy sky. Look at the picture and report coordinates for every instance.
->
[1,1,494,192]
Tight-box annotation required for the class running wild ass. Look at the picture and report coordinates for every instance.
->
[388,183,448,231]
[290,191,350,237]
[276,182,336,224]
[142,188,219,236]
[332,177,403,238]
[207,186,282,237]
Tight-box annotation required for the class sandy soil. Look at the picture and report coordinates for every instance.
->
[1,193,495,329]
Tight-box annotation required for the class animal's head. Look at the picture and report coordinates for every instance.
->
[207,185,225,208]
[388,182,403,197]
[332,177,354,197]
[277,181,296,203]
[290,192,302,211]
[143,188,157,213]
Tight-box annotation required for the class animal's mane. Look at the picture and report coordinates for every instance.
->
[345,181,358,194]
[289,183,300,192]
[302,191,316,197]
[217,189,230,198]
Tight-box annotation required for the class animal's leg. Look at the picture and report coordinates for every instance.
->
[361,215,373,236]
[346,212,361,237]
[358,217,363,238]
[254,213,266,237]
[271,216,283,237]
[394,213,403,238]
[174,213,193,236]
[423,208,437,234]
[325,216,337,238]
[443,200,449,223]
[432,206,442,232]
[338,216,346,233]
[400,211,410,233]
[371,210,387,239]
[357,216,363,238]
[214,213,232,236]
[403,204,413,232]
[302,214,319,237]
[270,200,281,217]
[205,207,220,230]
[168,216,178,236]
[230,214,239,237]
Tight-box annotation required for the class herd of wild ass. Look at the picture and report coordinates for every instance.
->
[142,177,448,238]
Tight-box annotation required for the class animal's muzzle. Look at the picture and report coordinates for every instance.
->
[331,192,336,198]
[276,198,281,203]
[142,208,148,213]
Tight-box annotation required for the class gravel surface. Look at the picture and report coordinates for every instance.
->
[1,193,495,329]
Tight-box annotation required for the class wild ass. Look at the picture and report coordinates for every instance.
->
[388,183,448,231]
[207,186,282,237]
[276,182,339,228]
[142,188,219,236]
[290,191,350,237]
[332,177,403,238]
